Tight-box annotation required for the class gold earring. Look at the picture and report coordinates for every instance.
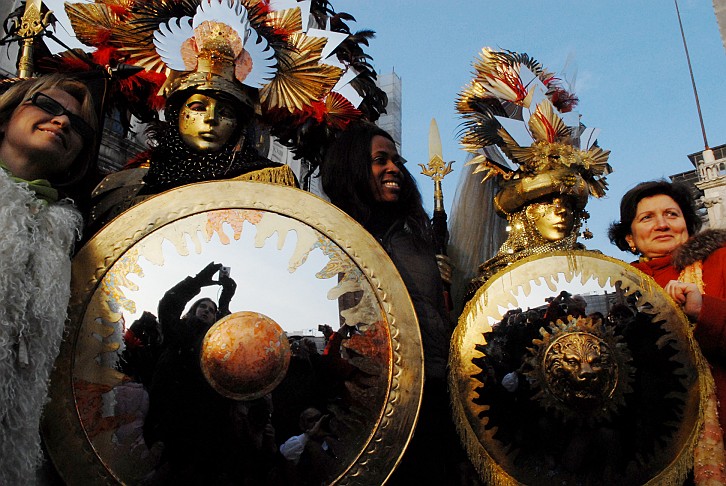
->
[629,245,637,254]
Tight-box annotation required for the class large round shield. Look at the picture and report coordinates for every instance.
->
[43,181,424,485]
[450,251,703,485]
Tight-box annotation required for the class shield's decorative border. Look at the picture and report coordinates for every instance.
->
[450,250,703,486]
[43,181,424,485]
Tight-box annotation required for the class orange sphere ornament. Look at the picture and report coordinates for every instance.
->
[201,311,291,400]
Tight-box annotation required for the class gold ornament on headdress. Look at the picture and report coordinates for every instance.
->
[457,47,611,208]
[457,48,612,292]
[64,0,355,117]
[153,0,276,90]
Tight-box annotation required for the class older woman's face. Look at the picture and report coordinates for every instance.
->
[178,93,238,152]
[0,88,85,180]
[526,196,575,242]
[625,194,689,259]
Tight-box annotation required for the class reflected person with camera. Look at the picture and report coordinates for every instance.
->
[143,261,239,483]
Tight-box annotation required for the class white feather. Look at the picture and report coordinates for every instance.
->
[0,171,82,484]
[242,27,278,88]
[193,0,248,32]
[153,16,194,71]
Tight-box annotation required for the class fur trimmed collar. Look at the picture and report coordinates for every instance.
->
[672,228,726,270]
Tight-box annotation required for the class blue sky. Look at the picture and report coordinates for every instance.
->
[341,0,726,259]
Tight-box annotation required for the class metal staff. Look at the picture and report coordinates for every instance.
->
[15,0,52,78]
[419,118,454,310]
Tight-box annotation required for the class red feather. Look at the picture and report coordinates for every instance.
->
[92,29,113,47]
[92,46,118,66]
[108,4,130,17]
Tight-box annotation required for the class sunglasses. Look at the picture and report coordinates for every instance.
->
[27,92,95,140]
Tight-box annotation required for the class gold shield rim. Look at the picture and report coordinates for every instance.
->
[449,250,703,486]
[43,180,424,485]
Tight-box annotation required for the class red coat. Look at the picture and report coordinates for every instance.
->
[632,232,726,435]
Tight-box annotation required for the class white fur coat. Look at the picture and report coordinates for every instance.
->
[0,170,82,484]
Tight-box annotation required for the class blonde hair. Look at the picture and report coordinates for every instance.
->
[0,74,98,184]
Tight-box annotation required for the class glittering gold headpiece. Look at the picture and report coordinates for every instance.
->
[64,0,378,159]
[456,49,614,293]
[457,48,612,216]
[152,0,278,108]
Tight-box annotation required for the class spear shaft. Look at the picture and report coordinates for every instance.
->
[419,119,454,310]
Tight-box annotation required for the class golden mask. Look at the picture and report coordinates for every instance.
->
[525,196,576,243]
[178,93,238,152]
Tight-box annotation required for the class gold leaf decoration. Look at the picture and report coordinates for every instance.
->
[65,3,120,47]
[265,6,302,34]
[325,91,362,130]
[529,99,568,144]
[260,33,341,112]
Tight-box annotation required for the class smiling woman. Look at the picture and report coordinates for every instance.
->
[609,179,726,483]
[0,74,97,484]
[320,121,465,484]
[0,75,97,184]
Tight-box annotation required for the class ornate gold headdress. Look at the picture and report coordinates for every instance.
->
[455,48,613,295]
[457,48,611,217]
[63,0,384,165]
[152,0,278,108]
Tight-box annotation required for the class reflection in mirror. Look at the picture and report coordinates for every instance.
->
[70,209,392,484]
[487,271,616,326]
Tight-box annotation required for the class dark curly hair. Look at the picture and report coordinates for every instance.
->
[608,180,702,253]
[320,122,431,244]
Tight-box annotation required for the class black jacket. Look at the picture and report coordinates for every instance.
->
[374,219,453,380]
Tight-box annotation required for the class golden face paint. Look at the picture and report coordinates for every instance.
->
[527,196,575,242]
[178,93,238,152]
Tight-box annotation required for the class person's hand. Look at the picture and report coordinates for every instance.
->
[436,254,452,285]
[219,274,237,292]
[194,262,222,286]
[307,414,330,439]
[664,280,703,321]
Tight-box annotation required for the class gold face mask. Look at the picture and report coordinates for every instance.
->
[526,196,575,243]
[178,93,239,152]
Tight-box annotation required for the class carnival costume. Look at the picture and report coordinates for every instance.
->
[0,168,82,484]
[60,0,385,230]
[451,48,611,302]
[447,48,708,485]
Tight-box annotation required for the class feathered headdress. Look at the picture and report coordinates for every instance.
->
[61,0,385,167]
[457,48,611,216]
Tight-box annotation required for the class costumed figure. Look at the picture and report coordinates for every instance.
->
[451,48,611,304]
[609,180,726,484]
[59,0,385,231]
[448,48,706,486]
[0,74,97,484]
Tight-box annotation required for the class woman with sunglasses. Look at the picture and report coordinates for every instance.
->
[0,73,98,484]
